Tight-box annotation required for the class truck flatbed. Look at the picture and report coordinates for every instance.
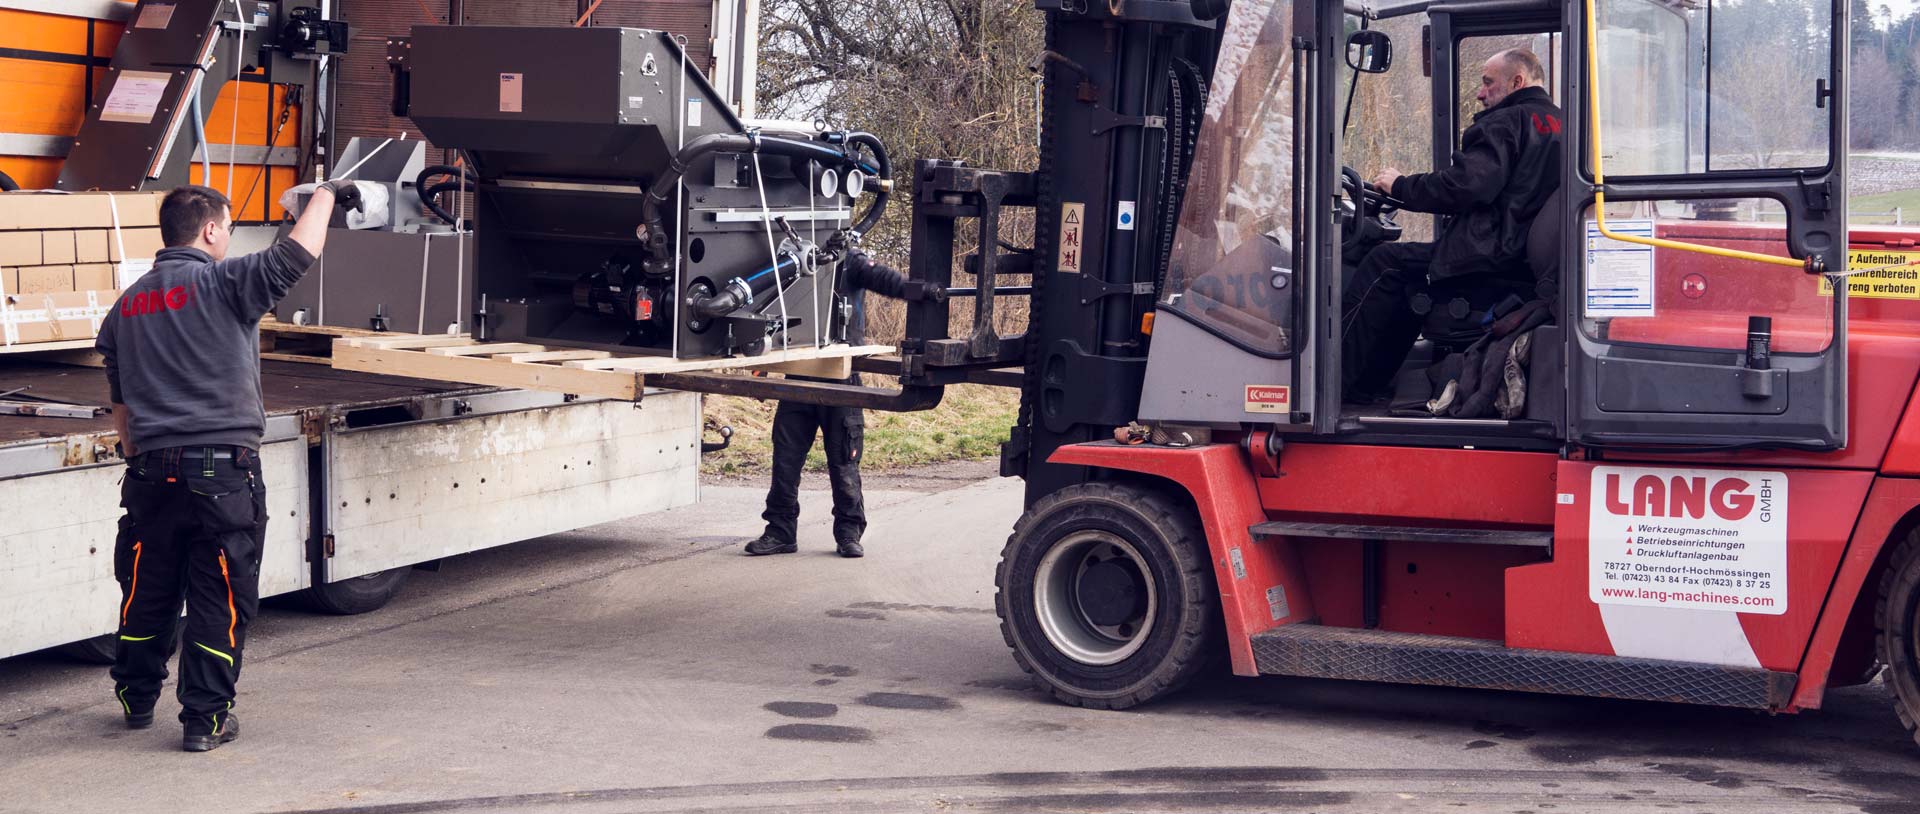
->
[0,359,475,446]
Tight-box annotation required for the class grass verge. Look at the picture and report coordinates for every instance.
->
[700,383,1020,477]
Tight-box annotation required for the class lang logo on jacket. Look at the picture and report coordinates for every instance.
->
[1587,466,1787,615]
[119,284,196,317]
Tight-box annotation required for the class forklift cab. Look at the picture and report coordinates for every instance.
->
[1138,0,1850,453]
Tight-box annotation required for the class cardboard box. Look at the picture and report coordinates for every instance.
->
[18,265,74,294]
[75,230,111,263]
[0,232,39,266]
[0,191,165,231]
[110,227,167,261]
[74,264,115,292]
[3,289,113,345]
[41,231,76,265]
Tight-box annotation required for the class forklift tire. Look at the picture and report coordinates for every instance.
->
[995,482,1221,710]
[302,568,410,615]
[1876,526,1920,745]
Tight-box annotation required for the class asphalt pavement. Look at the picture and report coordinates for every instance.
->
[4,463,1920,813]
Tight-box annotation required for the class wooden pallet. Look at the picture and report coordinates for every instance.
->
[330,334,893,400]
[258,318,385,364]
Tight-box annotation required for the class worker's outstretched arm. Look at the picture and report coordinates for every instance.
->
[843,250,943,302]
[212,181,364,321]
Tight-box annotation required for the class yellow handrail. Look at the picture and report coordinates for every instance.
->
[1583,0,1813,271]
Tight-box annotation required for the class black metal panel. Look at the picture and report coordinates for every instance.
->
[1250,521,1551,547]
[1250,623,1797,709]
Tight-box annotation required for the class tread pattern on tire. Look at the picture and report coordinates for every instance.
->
[994,481,1221,710]
[1877,526,1920,745]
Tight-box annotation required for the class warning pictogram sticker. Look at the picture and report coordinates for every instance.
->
[1058,203,1085,273]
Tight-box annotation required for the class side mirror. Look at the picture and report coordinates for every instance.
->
[1346,30,1392,74]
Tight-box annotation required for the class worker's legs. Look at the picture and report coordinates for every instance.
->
[1342,240,1435,400]
[759,401,823,546]
[819,405,867,548]
[174,448,266,743]
[111,452,192,724]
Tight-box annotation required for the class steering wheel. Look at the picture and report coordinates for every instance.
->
[1340,165,1402,220]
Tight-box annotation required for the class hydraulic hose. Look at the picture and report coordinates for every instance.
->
[840,131,891,236]
[689,255,802,318]
[415,163,476,224]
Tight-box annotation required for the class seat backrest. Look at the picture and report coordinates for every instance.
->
[1524,183,1565,295]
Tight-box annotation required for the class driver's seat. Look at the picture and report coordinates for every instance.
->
[1413,183,1565,353]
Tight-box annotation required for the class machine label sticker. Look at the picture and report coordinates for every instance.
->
[1266,585,1290,621]
[1228,548,1247,580]
[1116,200,1136,231]
[1819,250,1920,300]
[1057,203,1085,272]
[499,73,523,113]
[1583,219,1656,318]
[100,71,173,124]
[627,95,646,110]
[1244,385,1290,414]
[1588,465,1787,615]
[687,98,703,127]
[135,3,176,29]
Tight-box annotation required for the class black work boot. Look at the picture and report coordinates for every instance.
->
[743,535,798,556]
[182,712,238,753]
[125,709,154,730]
[835,539,865,559]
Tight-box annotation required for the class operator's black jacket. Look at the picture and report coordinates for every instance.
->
[1388,86,1564,282]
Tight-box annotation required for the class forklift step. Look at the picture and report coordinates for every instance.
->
[1248,624,1797,710]
[1249,521,1551,548]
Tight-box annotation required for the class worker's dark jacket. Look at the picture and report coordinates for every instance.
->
[97,241,317,452]
[1389,86,1563,281]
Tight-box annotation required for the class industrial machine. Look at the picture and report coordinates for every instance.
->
[392,25,891,358]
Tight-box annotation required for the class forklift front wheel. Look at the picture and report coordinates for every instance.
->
[995,482,1221,710]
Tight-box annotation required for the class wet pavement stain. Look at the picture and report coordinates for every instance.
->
[966,677,1039,693]
[809,664,857,677]
[1474,720,1538,740]
[1465,739,1498,750]
[825,609,887,621]
[858,692,960,711]
[763,701,839,719]
[813,678,838,686]
[764,723,873,743]
[1645,762,1746,790]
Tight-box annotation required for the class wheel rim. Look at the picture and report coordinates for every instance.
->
[1033,530,1158,666]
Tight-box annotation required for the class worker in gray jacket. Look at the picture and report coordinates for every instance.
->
[97,180,360,752]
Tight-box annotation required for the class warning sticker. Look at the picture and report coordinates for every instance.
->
[100,71,173,124]
[1583,219,1656,318]
[499,73,523,113]
[1819,250,1920,300]
[1244,385,1290,414]
[1588,465,1787,615]
[1057,203,1085,273]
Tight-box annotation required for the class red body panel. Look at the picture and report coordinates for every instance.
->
[1038,227,1920,709]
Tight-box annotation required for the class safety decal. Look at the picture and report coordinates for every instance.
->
[1057,203,1085,273]
[499,73,524,113]
[1244,385,1290,414]
[1819,250,1920,300]
[1588,466,1787,615]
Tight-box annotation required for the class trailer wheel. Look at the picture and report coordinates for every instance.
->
[1877,527,1920,744]
[303,568,411,615]
[995,482,1220,709]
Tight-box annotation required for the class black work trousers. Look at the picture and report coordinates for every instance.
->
[1342,240,1435,398]
[761,394,867,547]
[110,445,267,735]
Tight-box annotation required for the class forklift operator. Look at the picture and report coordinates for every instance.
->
[97,180,361,752]
[1342,48,1563,403]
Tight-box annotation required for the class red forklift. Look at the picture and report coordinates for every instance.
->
[787,0,1920,743]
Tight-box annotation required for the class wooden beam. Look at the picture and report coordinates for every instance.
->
[565,344,892,373]
[348,335,476,351]
[762,355,852,379]
[332,344,641,400]
[426,343,547,357]
[503,349,613,363]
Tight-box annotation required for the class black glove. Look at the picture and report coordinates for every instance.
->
[322,179,365,213]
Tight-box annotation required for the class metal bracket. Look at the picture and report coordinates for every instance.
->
[1092,108,1168,136]
[1798,173,1834,213]
[1074,272,1154,304]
